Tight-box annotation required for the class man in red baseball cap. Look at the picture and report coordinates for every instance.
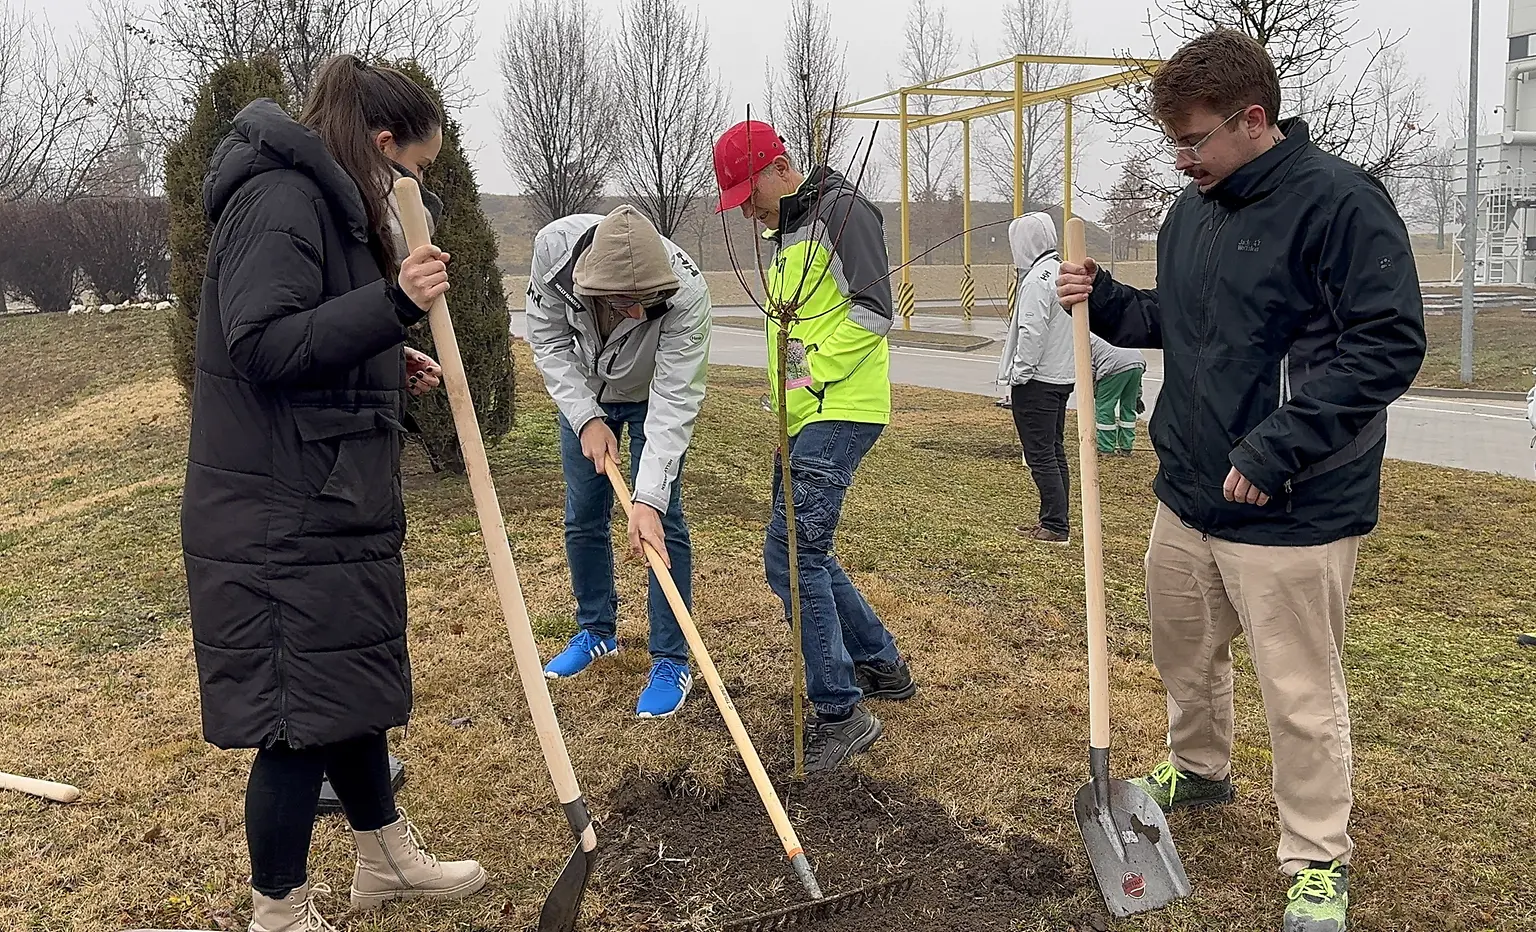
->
[711,119,915,774]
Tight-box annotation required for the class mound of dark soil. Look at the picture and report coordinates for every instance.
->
[591,766,1103,931]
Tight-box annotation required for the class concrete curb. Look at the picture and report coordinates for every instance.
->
[1404,387,1528,402]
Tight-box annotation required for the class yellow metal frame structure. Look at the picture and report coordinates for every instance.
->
[823,54,1160,326]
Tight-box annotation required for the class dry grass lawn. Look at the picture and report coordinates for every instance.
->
[1,308,1533,932]
[1419,309,1536,394]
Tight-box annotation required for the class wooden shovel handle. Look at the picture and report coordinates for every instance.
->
[0,771,80,803]
[394,177,594,853]
[603,459,809,864]
[1065,218,1111,752]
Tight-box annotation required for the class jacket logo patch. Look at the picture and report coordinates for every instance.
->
[1237,239,1261,253]
[674,252,701,278]
[1378,256,1394,269]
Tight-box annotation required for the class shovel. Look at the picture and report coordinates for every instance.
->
[396,177,596,931]
[1064,217,1192,919]
[603,460,912,930]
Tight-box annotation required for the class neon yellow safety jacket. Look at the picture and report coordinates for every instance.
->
[764,168,893,437]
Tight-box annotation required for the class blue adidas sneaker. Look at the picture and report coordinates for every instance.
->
[636,658,692,719]
[543,630,619,679]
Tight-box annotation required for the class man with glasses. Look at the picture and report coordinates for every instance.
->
[526,205,711,719]
[1057,30,1424,932]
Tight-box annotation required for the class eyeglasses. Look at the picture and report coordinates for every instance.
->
[601,293,664,313]
[1160,108,1248,164]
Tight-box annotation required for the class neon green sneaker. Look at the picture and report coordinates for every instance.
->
[1129,761,1235,812]
[1283,861,1349,931]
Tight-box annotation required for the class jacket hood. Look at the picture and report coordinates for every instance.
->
[778,166,878,237]
[573,205,682,299]
[1010,212,1058,269]
[203,99,369,242]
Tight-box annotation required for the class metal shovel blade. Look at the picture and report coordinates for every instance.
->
[1073,774,1191,919]
[537,841,594,932]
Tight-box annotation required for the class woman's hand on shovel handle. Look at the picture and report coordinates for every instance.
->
[399,244,452,310]
[628,503,670,568]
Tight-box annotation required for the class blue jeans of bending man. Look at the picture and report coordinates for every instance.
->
[765,420,900,719]
[558,403,692,662]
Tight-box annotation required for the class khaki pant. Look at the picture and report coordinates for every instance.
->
[1145,503,1360,875]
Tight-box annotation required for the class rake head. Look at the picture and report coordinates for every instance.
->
[720,874,915,931]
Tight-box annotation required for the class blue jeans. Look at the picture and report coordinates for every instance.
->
[559,404,692,662]
[765,420,900,718]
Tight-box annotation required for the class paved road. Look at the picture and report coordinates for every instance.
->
[511,314,1536,480]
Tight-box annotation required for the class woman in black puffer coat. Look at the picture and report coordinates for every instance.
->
[182,55,486,930]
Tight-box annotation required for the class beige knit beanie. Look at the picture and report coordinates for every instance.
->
[573,205,681,299]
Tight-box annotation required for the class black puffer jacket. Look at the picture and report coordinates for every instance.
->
[182,99,428,750]
[1088,119,1426,546]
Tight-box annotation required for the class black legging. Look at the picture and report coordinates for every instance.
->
[246,732,398,898]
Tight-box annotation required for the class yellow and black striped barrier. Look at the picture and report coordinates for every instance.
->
[897,280,916,331]
[960,265,975,321]
[1006,272,1018,319]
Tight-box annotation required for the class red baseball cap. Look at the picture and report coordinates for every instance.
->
[713,120,787,214]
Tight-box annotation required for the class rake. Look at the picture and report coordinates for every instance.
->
[604,461,913,930]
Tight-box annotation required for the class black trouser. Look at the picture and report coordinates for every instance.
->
[1011,380,1073,535]
[246,732,398,898]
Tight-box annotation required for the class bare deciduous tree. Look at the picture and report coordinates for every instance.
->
[1099,0,1432,202]
[1101,161,1163,260]
[972,0,1085,205]
[0,7,119,203]
[766,0,849,169]
[498,0,615,227]
[1353,47,1433,203]
[613,0,728,239]
[156,0,479,109]
[888,0,959,203]
[88,0,163,195]
[1410,143,1458,251]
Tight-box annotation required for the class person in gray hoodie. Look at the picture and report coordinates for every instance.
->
[526,206,712,719]
[997,212,1077,545]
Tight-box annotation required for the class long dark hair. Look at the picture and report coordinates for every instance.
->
[300,55,441,270]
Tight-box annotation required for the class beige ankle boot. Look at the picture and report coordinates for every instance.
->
[350,809,488,909]
[249,883,336,932]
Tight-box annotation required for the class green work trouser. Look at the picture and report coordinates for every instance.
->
[1095,368,1142,453]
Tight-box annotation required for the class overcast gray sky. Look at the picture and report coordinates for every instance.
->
[40,0,1509,219]
[455,0,1499,219]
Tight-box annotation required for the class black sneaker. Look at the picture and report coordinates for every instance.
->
[804,706,883,773]
[854,658,917,701]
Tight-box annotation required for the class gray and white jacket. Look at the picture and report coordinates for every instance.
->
[526,214,712,511]
[1090,335,1146,381]
[996,213,1076,387]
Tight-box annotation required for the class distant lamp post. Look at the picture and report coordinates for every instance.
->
[1462,0,1480,385]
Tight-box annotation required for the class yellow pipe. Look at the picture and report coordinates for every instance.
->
[1013,59,1024,216]
[963,120,972,268]
[1015,53,1160,68]
[1064,97,1074,221]
[900,91,911,330]
[832,53,1161,116]
[906,69,1148,130]
[902,87,1016,99]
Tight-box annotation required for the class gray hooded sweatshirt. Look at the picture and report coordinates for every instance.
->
[996,212,1075,387]
[526,208,711,512]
